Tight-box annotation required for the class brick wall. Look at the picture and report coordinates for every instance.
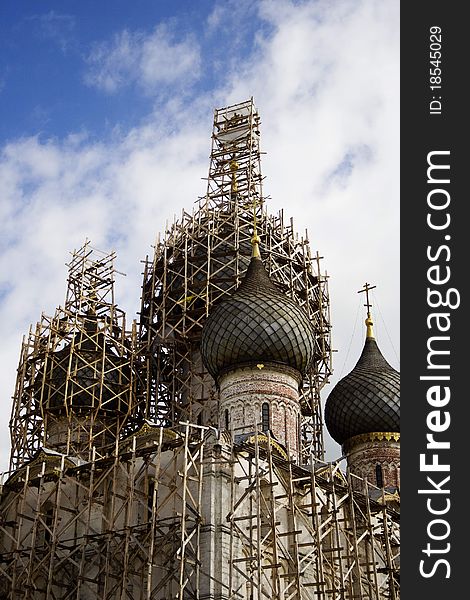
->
[343,433,400,490]
[219,363,302,459]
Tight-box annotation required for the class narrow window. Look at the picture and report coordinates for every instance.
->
[262,403,270,432]
[225,409,230,430]
[147,478,156,522]
[375,464,384,488]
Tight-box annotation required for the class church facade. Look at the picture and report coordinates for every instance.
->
[0,100,399,599]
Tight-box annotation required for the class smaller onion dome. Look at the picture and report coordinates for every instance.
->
[201,237,315,381]
[325,314,399,445]
[39,314,130,415]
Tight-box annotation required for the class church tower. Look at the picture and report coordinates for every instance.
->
[325,284,400,491]
[201,225,315,461]
[7,242,139,469]
[138,99,332,461]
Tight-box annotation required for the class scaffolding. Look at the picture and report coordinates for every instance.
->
[8,241,142,470]
[0,423,205,598]
[226,433,400,600]
[0,423,399,599]
[0,99,399,599]
[139,99,332,460]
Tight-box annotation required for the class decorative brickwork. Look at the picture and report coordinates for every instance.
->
[219,363,302,458]
[344,432,400,490]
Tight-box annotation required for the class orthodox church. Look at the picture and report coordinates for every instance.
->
[0,99,399,599]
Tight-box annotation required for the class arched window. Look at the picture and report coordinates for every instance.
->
[375,464,384,488]
[262,403,270,432]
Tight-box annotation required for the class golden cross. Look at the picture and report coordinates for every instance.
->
[252,196,258,235]
[357,282,376,316]
[229,158,238,194]
[251,195,261,258]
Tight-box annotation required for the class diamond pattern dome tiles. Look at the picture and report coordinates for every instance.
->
[325,337,400,445]
[201,256,315,380]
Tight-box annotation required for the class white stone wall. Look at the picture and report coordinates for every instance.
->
[0,431,400,599]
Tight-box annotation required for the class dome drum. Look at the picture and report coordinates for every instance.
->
[344,433,400,491]
[218,363,302,457]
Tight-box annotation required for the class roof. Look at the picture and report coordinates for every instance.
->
[325,337,400,445]
[201,255,315,380]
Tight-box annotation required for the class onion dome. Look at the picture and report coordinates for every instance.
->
[325,313,399,445]
[201,236,315,381]
[39,314,130,415]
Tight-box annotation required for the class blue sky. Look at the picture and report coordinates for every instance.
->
[0,0,400,470]
[0,1,267,141]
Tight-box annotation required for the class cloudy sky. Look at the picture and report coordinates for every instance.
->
[0,0,399,471]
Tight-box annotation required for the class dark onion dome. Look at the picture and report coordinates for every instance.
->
[38,315,131,415]
[201,244,315,381]
[324,324,399,445]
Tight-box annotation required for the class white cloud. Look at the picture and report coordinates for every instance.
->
[84,30,138,93]
[0,0,399,469]
[84,24,201,94]
[29,10,76,54]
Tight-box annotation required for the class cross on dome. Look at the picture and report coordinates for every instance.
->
[358,282,376,339]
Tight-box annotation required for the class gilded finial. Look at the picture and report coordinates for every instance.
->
[251,197,261,258]
[230,159,238,194]
[365,314,374,338]
[358,282,376,339]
